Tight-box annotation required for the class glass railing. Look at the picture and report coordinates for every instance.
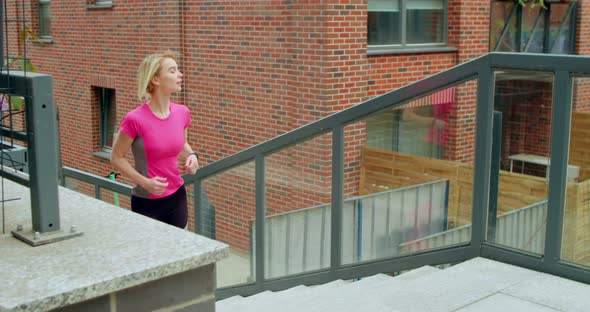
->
[56,53,590,299]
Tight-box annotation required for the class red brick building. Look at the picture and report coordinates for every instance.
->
[4,0,589,253]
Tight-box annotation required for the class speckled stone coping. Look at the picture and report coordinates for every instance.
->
[0,179,228,312]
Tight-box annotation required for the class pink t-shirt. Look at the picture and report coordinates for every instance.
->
[119,103,192,199]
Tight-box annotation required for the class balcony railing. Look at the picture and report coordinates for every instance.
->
[48,53,590,299]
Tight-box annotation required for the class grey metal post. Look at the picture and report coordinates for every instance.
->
[255,154,266,287]
[0,72,83,246]
[471,61,494,254]
[487,111,502,242]
[194,181,203,236]
[544,70,572,266]
[330,126,344,275]
[25,74,61,233]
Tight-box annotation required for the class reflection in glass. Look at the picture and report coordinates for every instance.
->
[521,5,545,53]
[350,82,477,264]
[490,1,517,52]
[367,0,400,45]
[489,70,553,255]
[490,1,576,54]
[561,77,590,269]
[548,3,574,54]
[263,133,332,279]
[406,0,444,44]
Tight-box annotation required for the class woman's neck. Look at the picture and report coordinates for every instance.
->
[147,93,171,118]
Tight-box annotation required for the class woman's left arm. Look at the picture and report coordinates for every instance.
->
[182,128,200,174]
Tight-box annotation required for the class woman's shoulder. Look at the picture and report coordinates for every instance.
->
[171,102,190,113]
[124,103,149,119]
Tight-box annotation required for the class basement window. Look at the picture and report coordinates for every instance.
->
[87,0,114,9]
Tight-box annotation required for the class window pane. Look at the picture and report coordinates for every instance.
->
[407,0,443,10]
[548,3,574,54]
[105,91,116,148]
[521,6,545,53]
[99,88,116,149]
[406,0,444,44]
[490,1,515,51]
[368,0,400,11]
[39,2,52,37]
[491,1,518,52]
[368,11,401,45]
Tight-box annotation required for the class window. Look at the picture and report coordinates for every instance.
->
[368,0,447,50]
[490,0,578,54]
[87,0,113,8]
[98,88,116,151]
[38,0,51,39]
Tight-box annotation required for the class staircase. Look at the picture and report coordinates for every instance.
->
[217,257,590,312]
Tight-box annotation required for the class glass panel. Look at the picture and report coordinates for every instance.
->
[562,76,590,269]
[548,3,573,54]
[406,0,443,44]
[490,1,517,52]
[203,161,256,288]
[263,133,332,279]
[521,5,545,53]
[489,70,554,255]
[346,82,477,264]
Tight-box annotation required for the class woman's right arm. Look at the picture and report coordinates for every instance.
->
[110,132,168,195]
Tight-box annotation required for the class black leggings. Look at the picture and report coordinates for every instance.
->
[131,185,188,229]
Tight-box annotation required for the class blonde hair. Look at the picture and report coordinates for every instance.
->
[137,51,178,101]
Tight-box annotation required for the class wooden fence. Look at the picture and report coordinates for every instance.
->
[360,147,590,266]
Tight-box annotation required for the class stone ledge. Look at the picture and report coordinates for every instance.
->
[0,179,228,312]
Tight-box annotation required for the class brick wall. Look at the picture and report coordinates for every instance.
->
[4,0,489,252]
[5,0,589,255]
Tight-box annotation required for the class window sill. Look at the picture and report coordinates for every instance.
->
[92,150,112,160]
[87,4,114,9]
[368,46,458,56]
[38,37,53,44]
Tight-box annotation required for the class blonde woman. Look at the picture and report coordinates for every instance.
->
[111,51,199,228]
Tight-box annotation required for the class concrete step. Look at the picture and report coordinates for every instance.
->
[301,258,576,312]
[215,295,245,310]
[217,291,273,312]
[283,269,437,312]
[218,267,439,312]
[216,258,590,312]
[255,280,351,312]
[217,279,351,312]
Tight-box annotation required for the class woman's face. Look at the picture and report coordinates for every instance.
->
[153,58,183,94]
